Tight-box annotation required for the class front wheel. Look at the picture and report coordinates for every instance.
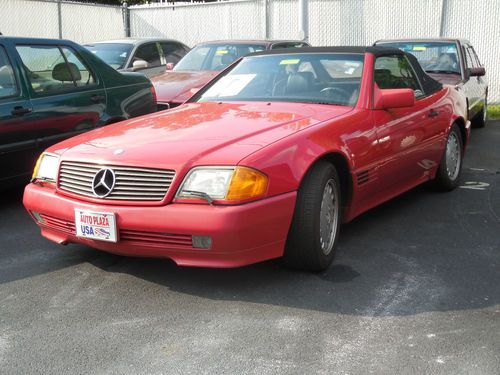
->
[434,123,463,190]
[283,161,341,271]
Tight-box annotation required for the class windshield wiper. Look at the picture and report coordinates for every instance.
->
[425,69,460,74]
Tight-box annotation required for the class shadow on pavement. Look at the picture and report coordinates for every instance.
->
[1,123,499,317]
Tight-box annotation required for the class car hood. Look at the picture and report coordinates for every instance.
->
[150,70,219,104]
[50,101,352,172]
[427,72,462,86]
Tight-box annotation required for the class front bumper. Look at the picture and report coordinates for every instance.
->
[23,183,297,268]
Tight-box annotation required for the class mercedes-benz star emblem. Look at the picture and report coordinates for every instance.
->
[92,168,116,198]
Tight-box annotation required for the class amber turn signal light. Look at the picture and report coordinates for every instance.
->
[226,167,268,201]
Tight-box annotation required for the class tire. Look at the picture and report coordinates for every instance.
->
[284,161,342,271]
[434,123,463,191]
[472,98,487,128]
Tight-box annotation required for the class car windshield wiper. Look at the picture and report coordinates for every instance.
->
[425,69,460,74]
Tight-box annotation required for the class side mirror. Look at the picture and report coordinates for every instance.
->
[132,59,148,71]
[468,67,485,77]
[166,62,175,71]
[374,88,415,110]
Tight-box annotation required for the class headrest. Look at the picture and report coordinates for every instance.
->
[286,73,310,95]
[220,54,237,66]
[52,62,81,82]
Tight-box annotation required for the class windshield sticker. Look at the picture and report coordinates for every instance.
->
[413,46,427,51]
[203,74,257,97]
[279,59,300,65]
[216,50,229,55]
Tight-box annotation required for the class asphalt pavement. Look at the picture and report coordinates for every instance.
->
[0,122,499,375]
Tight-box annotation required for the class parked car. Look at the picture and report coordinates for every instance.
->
[374,38,488,127]
[85,38,190,78]
[0,36,156,188]
[24,46,469,271]
[150,39,310,110]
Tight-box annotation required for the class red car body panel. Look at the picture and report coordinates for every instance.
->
[24,184,296,268]
[23,49,470,268]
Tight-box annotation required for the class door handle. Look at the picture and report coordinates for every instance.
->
[11,106,32,116]
[90,95,105,103]
[428,109,439,118]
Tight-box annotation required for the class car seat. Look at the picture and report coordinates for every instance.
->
[285,72,314,95]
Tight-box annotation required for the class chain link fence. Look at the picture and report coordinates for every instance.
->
[130,0,265,45]
[0,0,499,102]
[0,0,125,42]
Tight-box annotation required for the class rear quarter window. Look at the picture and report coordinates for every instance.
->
[0,45,18,98]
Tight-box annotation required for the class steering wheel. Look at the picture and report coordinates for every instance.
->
[320,87,351,103]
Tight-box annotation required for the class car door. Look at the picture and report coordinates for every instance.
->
[0,43,37,184]
[372,54,448,197]
[15,43,106,152]
[131,42,163,77]
[462,44,485,118]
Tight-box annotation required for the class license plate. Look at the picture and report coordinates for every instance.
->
[75,209,117,242]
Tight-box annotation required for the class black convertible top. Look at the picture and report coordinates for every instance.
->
[247,46,442,96]
[248,46,406,57]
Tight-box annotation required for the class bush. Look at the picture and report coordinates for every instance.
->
[488,104,500,120]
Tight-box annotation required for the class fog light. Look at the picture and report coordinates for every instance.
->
[31,211,44,223]
[192,235,212,249]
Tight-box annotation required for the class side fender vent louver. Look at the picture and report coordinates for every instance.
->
[356,170,370,185]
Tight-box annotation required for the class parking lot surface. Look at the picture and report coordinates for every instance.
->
[1,122,499,375]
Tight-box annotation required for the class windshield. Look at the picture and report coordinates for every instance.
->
[84,43,133,70]
[195,53,364,106]
[377,42,461,74]
[174,43,267,72]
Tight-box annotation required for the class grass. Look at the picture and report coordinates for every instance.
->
[488,104,500,120]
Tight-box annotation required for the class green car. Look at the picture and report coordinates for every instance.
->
[0,36,157,188]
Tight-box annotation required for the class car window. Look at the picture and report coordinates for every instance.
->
[196,53,364,107]
[209,46,240,71]
[175,46,210,71]
[374,55,423,97]
[134,43,161,68]
[175,44,266,72]
[0,46,18,98]
[85,43,132,70]
[470,47,482,67]
[464,46,477,69]
[160,42,186,65]
[378,42,460,74]
[61,47,96,87]
[16,45,79,94]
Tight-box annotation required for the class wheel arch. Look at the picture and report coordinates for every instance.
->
[302,151,354,214]
[452,116,467,150]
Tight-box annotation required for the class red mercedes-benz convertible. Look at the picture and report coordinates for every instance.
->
[24,47,469,271]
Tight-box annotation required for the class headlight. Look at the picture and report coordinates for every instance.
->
[177,166,268,203]
[32,153,60,182]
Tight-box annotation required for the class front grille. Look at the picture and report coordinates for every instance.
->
[37,214,193,250]
[120,229,193,249]
[58,161,175,201]
[38,213,75,235]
